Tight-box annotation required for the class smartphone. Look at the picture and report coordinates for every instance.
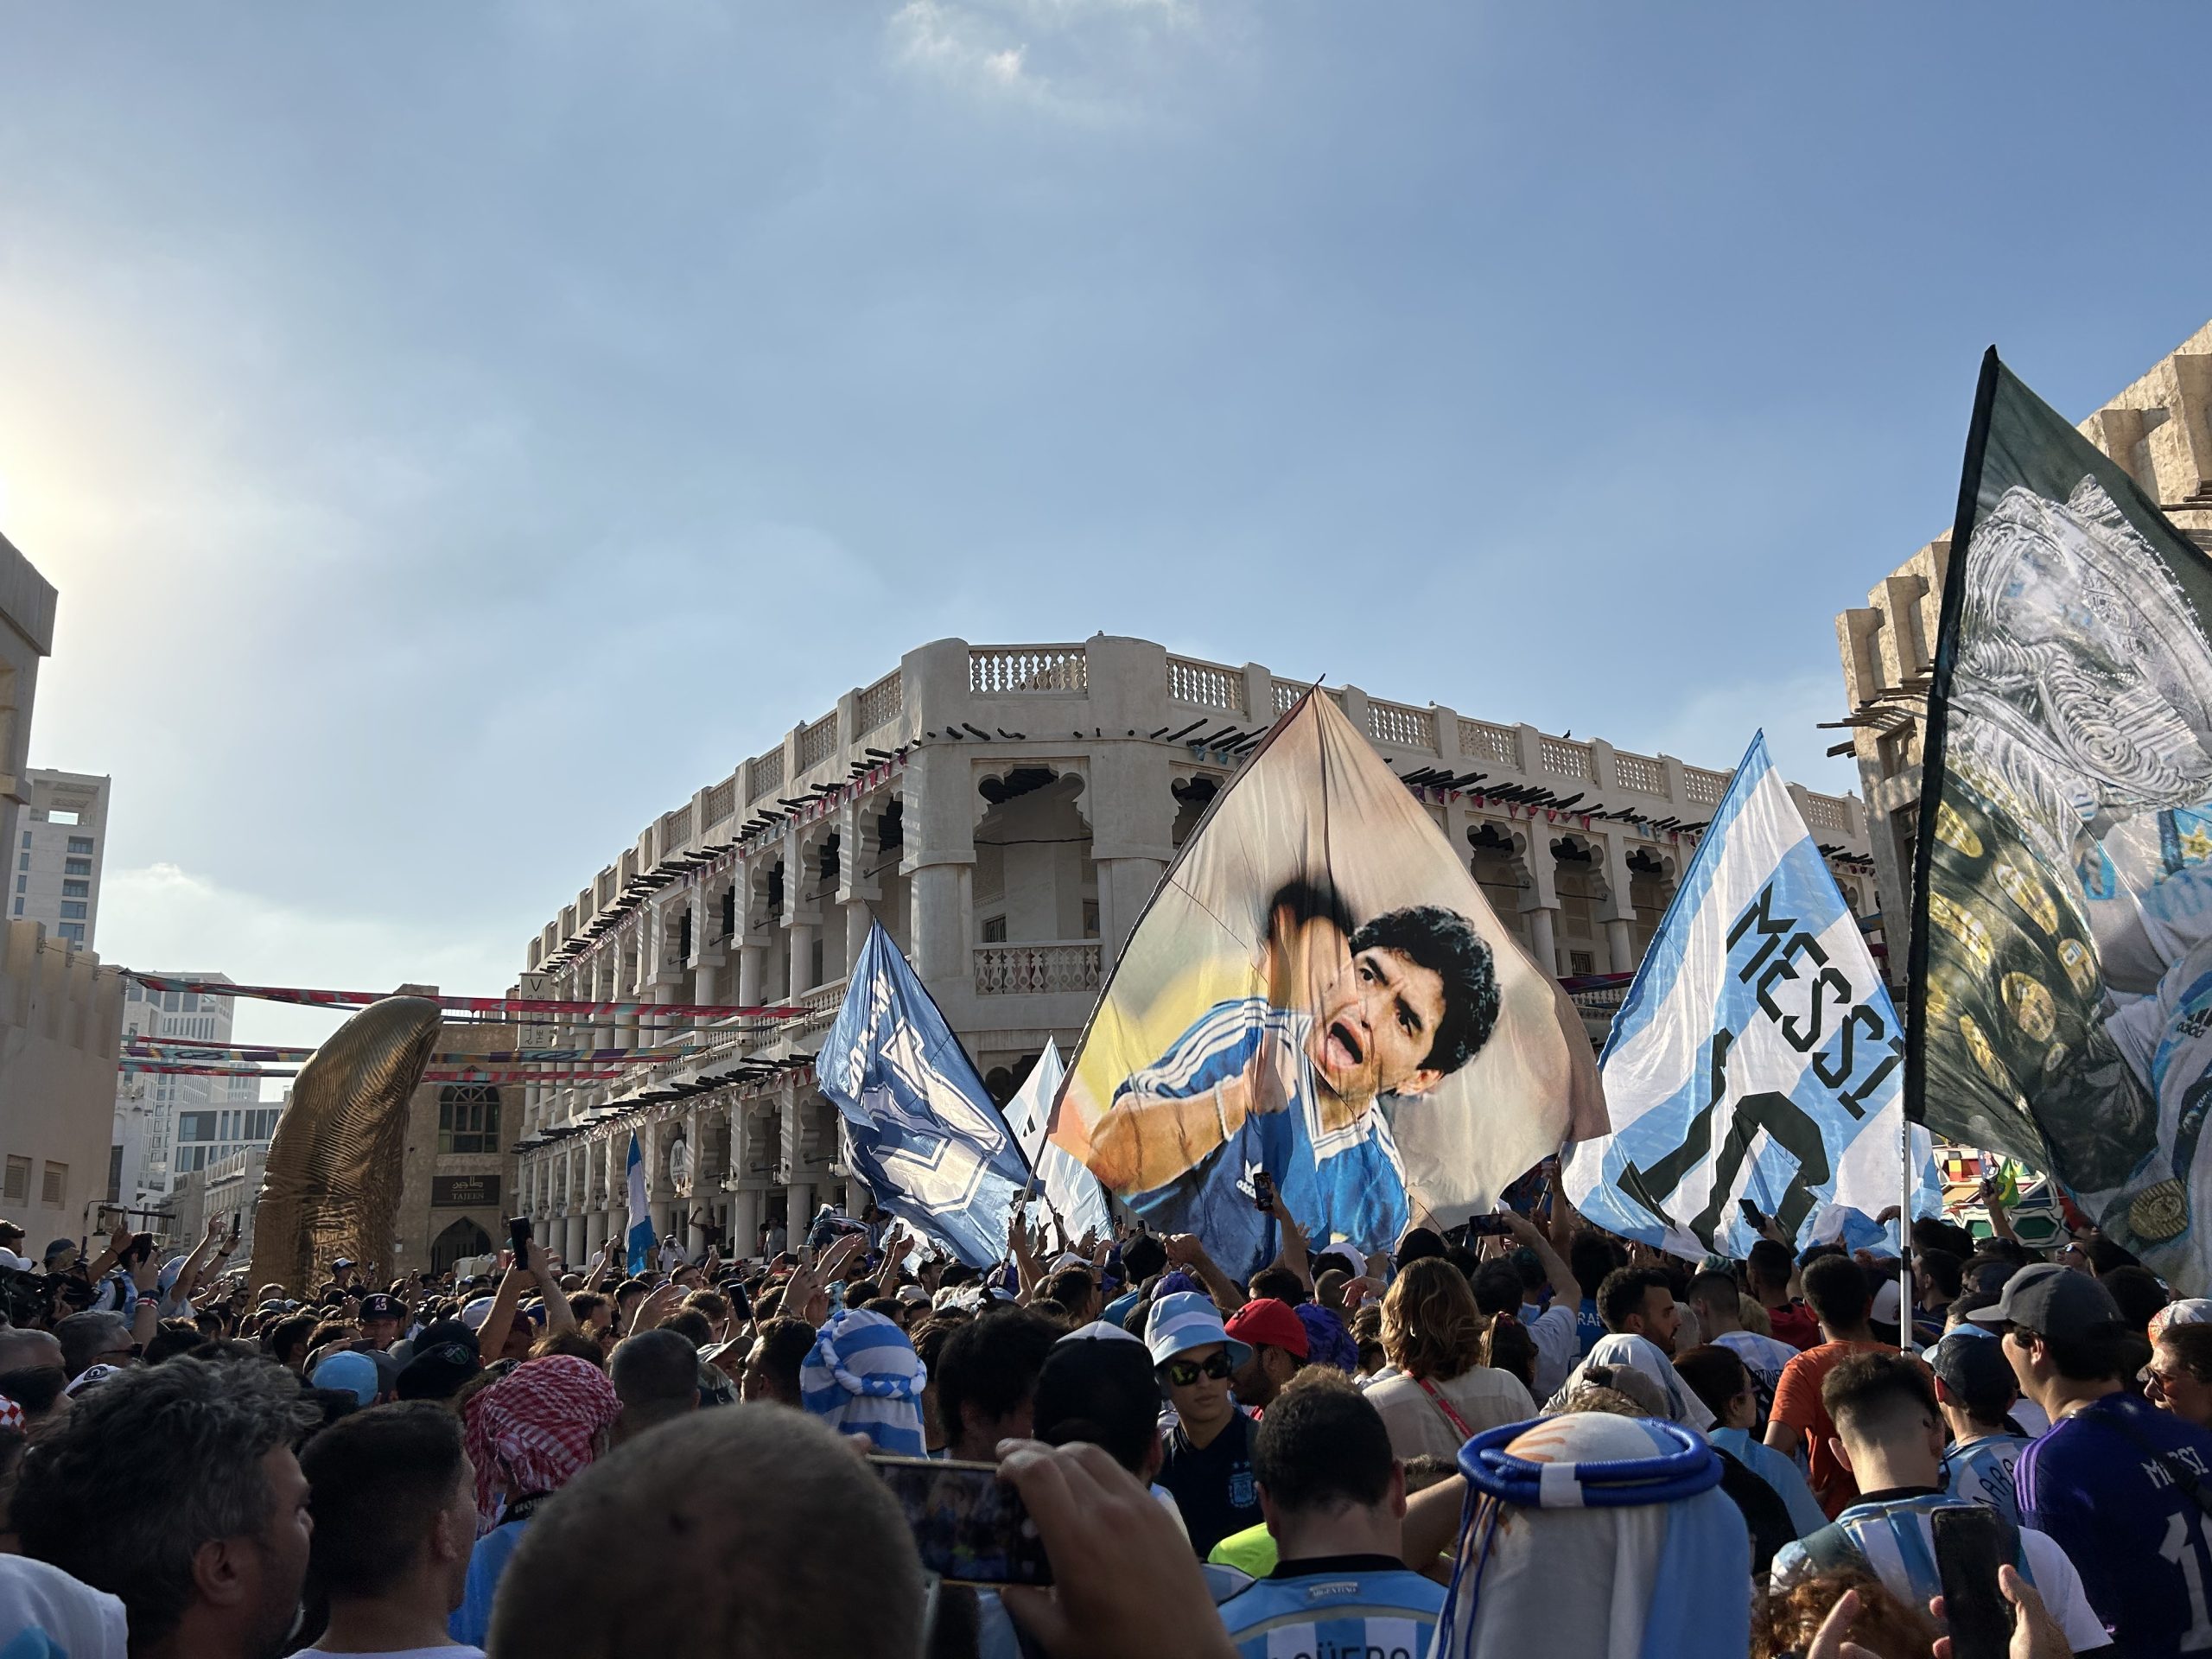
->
[1931,1504,2012,1659]
[1737,1198,1765,1228]
[228,1215,241,1243]
[1251,1171,1276,1214]
[1466,1214,1514,1237]
[508,1216,532,1261]
[868,1455,1052,1587]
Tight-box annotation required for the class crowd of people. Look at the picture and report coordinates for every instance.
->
[0,1172,2206,1659]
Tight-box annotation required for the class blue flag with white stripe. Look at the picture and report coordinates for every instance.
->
[1564,733,1934,1259]
[818,923,1032,1269]
[626,1132,654,1276]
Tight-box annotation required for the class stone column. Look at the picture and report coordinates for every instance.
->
[564,1212,586,1268]
[737,941,766,1007]
[787,920,818,995]
[1526,906,1558,976]
[585,1208,608,1259]
[902,746,976,988]
[1521,831,1563,976]
[1597,834,1640,975]
[787,1180,815,1244]
[731,1189,760,1260]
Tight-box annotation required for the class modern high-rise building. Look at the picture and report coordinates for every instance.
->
[14,769,109,948]
[111,972,277,1210]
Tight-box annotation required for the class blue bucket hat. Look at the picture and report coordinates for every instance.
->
[1143,1290,1251,1371]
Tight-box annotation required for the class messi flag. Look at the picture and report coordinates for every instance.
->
[626,1133,654,1277]
[819,923,1032,1269]
[1911,350,2212,1290]
[1565,733,1910,1260]
[1051,689,1605,1282]
[1001,1041,1113,1243]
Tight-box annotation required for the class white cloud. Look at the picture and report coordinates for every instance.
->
[100,863,522,1070]
[1637,671,1864,799]
[885,0,1204,118]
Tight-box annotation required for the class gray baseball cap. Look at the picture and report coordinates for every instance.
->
[1966,1262,2124,1339]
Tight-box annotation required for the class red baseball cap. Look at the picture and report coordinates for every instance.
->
[1225,1297,1309,1359]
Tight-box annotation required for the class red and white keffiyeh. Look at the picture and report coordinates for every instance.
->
[463,1355,620,1529]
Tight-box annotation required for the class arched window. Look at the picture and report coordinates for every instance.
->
[438,1084,502,1154]
[431,1217,493,1275]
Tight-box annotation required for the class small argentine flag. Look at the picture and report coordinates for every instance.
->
[626,1133,655,1277]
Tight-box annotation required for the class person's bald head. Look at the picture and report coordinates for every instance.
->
[0,1329,61,1372]
[489,1406,925,1659]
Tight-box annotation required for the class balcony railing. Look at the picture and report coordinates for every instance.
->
[747,750,785,802]
[797,715,838,775]
[1367,699,1435,752]
[702,778,736,829]
[975,942,1103,996]
[971,645,1088,694]
[1612,749,1667,796]
[1168,655,1242,712]
[1459,719,1519,768]
[1683,766,1731,808]
[856,671,903,734]
[1540,736,1595,780]
[1801,792,1850,832]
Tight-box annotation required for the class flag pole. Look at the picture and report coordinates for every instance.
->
[1900,1114,1913,1347]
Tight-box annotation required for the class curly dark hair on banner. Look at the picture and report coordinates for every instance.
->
[1349,906,1500,1076]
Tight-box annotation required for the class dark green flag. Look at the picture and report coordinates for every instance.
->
[1910,350,2212,1289]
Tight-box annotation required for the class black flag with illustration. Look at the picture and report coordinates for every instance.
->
[1910,350,2212,1292]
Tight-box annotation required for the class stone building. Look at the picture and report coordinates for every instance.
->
[1835,320,2212,968]
[510,635,1872,1263]
[391,1013,523,1281]
[0,918,126,1247]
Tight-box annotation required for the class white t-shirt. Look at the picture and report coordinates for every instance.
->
[1518,1302,1581,1401]
[1713,1328,1801,1417]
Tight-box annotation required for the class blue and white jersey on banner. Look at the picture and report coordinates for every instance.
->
[999,1040,1113,1243]
[626,1133,654,1277]
[1564,733,1926,1259]
[818,924,1033,1269]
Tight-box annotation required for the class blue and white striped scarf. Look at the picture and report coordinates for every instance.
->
[799,1308,927,1457]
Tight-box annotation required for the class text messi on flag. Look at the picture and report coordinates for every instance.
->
[1567,733,1910,1259]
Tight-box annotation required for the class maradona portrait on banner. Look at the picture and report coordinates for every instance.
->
[1052,692,1606,1280]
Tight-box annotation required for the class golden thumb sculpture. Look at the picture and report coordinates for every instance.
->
[254,996,442,1295]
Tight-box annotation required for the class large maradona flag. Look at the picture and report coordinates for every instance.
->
[1566,734,1910,1260]
[1910,350,2212,1290]
[1050,690,1606,1281]
[819,923,1032,1269]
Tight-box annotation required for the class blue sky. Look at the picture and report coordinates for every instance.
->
[3,2,2208,1063]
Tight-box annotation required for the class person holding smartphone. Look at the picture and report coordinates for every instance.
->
[1769,1351,2107,1652]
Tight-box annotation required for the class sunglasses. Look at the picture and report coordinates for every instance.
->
[1162,1352,1234,1387]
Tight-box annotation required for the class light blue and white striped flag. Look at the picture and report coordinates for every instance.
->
[818,923,1032,1269]
[626,1132,655,1277]
[1565,732,1931,1260]
[1001,1040,1113,1243]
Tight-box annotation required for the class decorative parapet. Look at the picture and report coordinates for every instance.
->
[1167,655,1242,713]
[974,942,1104,996]
[970,645,1088,694]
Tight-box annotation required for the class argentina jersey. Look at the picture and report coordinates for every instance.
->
[1121,999,1411,1280]
[1217,1567,1446,1659]
[1774,1494,2031,1609]
[1940,1434,2032,1528]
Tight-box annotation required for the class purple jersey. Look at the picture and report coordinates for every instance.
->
[2015,1390,2212,1656]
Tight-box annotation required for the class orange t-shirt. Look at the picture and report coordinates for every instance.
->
[1770,1339,1927,1516]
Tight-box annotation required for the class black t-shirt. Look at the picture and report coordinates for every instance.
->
[1158,1410,1261,1557]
